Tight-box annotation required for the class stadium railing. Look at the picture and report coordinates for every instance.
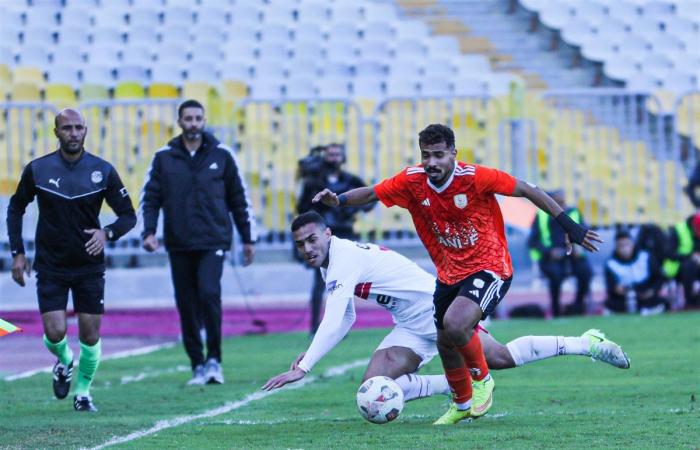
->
[0,90,697,259]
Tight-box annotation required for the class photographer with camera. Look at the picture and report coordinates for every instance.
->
[296,143,375,335]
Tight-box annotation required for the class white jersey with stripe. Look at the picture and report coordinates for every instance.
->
[320,236,435,326]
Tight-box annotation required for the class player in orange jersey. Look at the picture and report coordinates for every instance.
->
[313,124,603,424]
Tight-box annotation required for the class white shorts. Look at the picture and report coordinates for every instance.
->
[375,312,438,368]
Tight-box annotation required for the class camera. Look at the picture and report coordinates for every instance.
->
[298,145,326,179]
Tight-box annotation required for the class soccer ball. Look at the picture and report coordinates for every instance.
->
[356,376,404,424]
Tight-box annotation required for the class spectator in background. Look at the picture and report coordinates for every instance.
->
[141,100,257,385]
[635,223,668,266]
[663,212,700,309]
[528,189,592,317]
[604,230,667,315]
[685,161,700,208]
[296,143,374,334]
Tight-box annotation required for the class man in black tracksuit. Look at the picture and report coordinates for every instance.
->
[7,108,136,412]
[140,100,257,385]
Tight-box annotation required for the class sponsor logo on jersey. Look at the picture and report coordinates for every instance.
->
[49,177,60,188]
[327,280,343,294]
[432,221,479,249]
[421,198,430,206]
[91,171,103,183]
[453,193,468,209]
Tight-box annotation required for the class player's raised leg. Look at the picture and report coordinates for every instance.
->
[42,310,74,400]
[363,346,451,402]
[479,327,630,370]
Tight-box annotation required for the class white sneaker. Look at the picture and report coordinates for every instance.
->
[187,364,207,386]
[205,359,224,384]
[640,304,665,316]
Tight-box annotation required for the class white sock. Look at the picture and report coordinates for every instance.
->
[394,373,451,402]
[506,336,590,366]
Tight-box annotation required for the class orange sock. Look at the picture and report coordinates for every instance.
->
[443,366,472,404]
[458,332,490,381]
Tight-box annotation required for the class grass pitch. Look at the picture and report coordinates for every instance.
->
[1,312,698,449]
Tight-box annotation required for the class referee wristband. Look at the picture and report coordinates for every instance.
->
[555,212,587,245]
[337,193,348,207]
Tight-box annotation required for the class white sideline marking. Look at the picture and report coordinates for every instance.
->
[87,358,369,450]
[119,365,190,386]
[3,342,177,382]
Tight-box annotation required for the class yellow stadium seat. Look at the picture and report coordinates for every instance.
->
[0,64,10,84]
[0,83,8,101]
[114,82,146,99]
[45,84,77,109]
[11,82,41,101]
[79,84,110,101]
[12,66,45,86]
[222,79,248,99]
[148,82,179,98]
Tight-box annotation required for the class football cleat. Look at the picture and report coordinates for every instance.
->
[73,395,98,412]
[205,359,224,385]
[583,329,631,369]
[470,374,495,418]
[433,403,471,425]
[52,360,73,400]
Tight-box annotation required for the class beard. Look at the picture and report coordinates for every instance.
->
[60,139,84,154]
[184,129,203,141]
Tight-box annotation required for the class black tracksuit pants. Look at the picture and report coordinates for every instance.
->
[168,250,225,369]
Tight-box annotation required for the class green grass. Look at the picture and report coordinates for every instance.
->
[1,313,699,449]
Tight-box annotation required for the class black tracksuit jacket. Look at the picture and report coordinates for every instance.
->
[140,132,257,251]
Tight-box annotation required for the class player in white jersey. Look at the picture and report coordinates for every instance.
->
[262,212,630,401]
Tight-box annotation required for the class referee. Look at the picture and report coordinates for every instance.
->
[6,108,136,412]
[140,99,257,386]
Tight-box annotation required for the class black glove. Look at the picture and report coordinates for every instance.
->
[555,212,588,245]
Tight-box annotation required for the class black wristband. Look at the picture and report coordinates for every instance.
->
[555,212,587,244]
[338,193,348,207]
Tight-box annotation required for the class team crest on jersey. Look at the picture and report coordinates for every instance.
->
[453,194,468,209]
[91,171,103,183]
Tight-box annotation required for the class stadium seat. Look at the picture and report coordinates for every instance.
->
[45,83,77,108]
[114,82,146,99]
[11,82,42,101]
[21,27,55,48]
[56,26,90,47]
[24,7,59,28]
[117,65,149,84]
[230,3,262,24]
[12,66,45,86]
[121,46,153,66]
[128,8,161,28]
[47,65,80,86]
[285,78,316,99]
[82,66,115,86]
[420,78,452,97]
[148,83,179,99]
[162,6,194,27]
[59,7,92,29]
[86,45,121,66]
[316,77,350,98]
[127,26,159,47]
[150,65,185,85]
[385,76,419,97]
[79,83,110,101]
[354,60,387,79]
[0,64,10,84]
[329,3,363,23]
[18,46,50,67]
[91,27,125,47]
[187,63,220,83]
[197,7,230,27]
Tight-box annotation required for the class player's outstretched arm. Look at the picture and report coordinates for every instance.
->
[261,296,356,391]
[312,186,377,208]
[511,179,603,253]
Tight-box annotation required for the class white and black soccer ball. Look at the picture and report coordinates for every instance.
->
[356,376,404,424]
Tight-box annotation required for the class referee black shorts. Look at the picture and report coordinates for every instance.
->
[36,272,105,315]
[433,270,511,330]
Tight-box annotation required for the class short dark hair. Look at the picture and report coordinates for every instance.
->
[178,99,205,119]
[615,229,632,240]
[418,124,455,149]
[291,211,327,233]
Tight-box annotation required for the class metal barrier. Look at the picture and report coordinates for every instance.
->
[532,89,691,226]
[0,91,695,247]
[232,99,367,241]
[0,102,58,195]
